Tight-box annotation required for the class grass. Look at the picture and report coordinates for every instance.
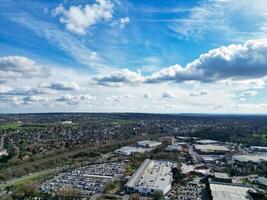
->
[5,169,55,188]
[0,122,80,130]
[0,123,22,130]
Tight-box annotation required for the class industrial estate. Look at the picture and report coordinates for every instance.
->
[0,113,266,199]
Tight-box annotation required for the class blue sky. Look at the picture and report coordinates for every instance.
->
[1,0,267,113]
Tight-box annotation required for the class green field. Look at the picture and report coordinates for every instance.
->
[0,123,22,130]
[0,122,80,130]
[5,169,55,188]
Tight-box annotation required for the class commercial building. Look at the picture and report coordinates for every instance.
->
[125,159,173,195]
[165,142,187,152]
[195,139,219,144]
[209,182,255,200]
[115,146,147,155]
[194,144,229,154]
[159,136,175,145]
[137,140,162,148]
[250,146,267,152]
[253,176,267,189]
[231,154,267,175]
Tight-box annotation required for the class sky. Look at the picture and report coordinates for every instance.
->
[1,0,267,113]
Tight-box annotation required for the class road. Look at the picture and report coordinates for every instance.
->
[188,144,201,163]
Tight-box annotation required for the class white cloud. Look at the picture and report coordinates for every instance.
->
[55,94,95,105]
[143,92,151,99]
[240,90,258,97]
[190,90,208,97]
[119,17,130,28]
[42,81,80,91]
[161,91,176,98]
[0,56,50,82]
[171,0,267,41]
[10,14,103,68]
[0,85,51,96]
[222,79,265,90]
[146,39,267,83]
[22,95,49,104]
[106,94,135,102]
[53,0,113,35]
[92,69,144,86]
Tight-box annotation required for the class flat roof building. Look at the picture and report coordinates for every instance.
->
[231,154,267,175]
[232,154,267,163]
[165,142,186,152]
[195,139,219,144]
[250,146,267,152]
[137,140,162,148]
[115,146,147,155]
[125,159,173,195]
[209,182,255,200]
[194,144,229,154]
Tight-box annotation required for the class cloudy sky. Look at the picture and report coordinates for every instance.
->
[1,0,267,113]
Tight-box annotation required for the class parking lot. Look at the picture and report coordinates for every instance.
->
[167,183,203,200]
[41,162,125,196]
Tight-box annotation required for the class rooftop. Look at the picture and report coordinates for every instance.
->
[210,182,254,200]
[115,146,147,155]
[194,144,229,152]
[137,140,162,147]
[125,159,172,192]
[195,139,219,144]
[232,154,267,163]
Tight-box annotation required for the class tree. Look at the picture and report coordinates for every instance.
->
[153,191,163,200]
[56,186,82,199]
[130,193,140,200]
[172,167,183,183]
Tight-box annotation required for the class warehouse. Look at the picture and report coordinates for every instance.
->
[209,182,255,200]
[125,159,173,195]
[231,154,267,175]
[115,146,147,155]
[194,144,229,154]
[137,140,162,148]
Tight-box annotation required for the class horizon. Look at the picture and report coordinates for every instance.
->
[2,112,267,116]
[1,0,267,113]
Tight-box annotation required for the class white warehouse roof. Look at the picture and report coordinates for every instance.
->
[232,154,267,163]
[194,144,229,153]
[210,182,254,200]
[137,140,162,148]
[125,159,172,194]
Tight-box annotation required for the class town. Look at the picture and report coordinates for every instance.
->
[0,113,266,199]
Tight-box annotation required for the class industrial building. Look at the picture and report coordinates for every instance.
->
[115,146,147,155]
[165,142,187,152]
[137,140,162,148]
[125,159,173,195]
[209,182,255,200]
[194,144,229,154]
[231,154,267,175]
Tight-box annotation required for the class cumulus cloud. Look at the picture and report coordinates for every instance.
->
[53,0,113,35]
[22,96,49,104]
[42,81,80,91]
[92,69,144,86]
[161,91,176,98]
[119,17,130,28]
[90,39,267,87]
[0,56,50,82]
[0,85,51,96]
[146,39,267,83]
[55,94,95,105]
